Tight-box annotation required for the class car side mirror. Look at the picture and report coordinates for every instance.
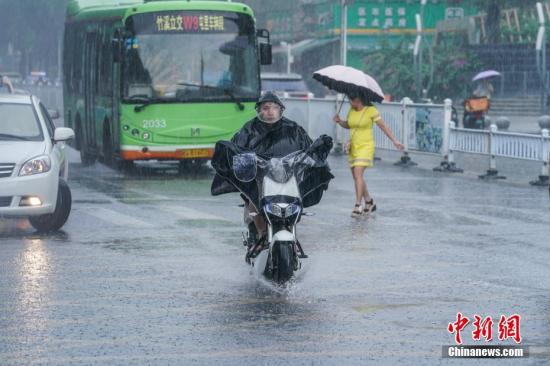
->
[260,43,272,65]
[48,109,60,120]
[54,127,75,142]
[256,29,272,65]
[112,39,123,63]
[112,30,124,63]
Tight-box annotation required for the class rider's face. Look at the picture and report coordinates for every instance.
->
[258,102,282,123]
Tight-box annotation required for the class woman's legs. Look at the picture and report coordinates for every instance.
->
[351,166,366,205]
[362,177,372,204]
[359,168,376,212]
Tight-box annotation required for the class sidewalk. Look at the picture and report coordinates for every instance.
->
[368,148,549,187]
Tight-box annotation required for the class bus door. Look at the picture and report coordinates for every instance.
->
[83,31,98,150]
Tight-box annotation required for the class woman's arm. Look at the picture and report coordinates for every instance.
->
[333,115,350,129]
[375,119,404,150]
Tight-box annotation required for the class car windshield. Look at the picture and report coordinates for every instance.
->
[0,103,43,141]
[123,11,259,103]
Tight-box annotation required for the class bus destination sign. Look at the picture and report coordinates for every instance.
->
[154,13,225,33]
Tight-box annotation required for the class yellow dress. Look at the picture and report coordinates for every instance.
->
[347,106,381,168]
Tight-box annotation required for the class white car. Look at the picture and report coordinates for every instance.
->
[260,72,314,99]
[0,92,74,232]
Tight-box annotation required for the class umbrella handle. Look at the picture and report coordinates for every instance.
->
[337,95,347,115]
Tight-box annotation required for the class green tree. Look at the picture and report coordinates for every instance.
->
[469,0,539,43]
[364,37,481,102]
[0,0,68,75]
[363,39,415,100]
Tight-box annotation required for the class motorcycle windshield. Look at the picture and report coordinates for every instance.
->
[254,150,319,200]
[211,136,333,210]
[262,150,317,183]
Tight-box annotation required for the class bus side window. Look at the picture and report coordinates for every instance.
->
[99,22,113,97]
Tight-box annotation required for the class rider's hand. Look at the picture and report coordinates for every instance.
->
[320,134,333,150]
[333,115,343,124]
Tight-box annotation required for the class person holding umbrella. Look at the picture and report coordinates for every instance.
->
[313,65,404,217]
[472,70,500,99]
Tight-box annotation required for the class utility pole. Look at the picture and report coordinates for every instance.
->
[340,0,348,66]
[536,2,548,113]
[280,41,292,74]
[413,0,433,101]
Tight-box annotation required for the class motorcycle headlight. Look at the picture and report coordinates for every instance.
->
[19,155,51,176]
[265,203,283,217]
[285,203,301,217]
[265,203,301,218]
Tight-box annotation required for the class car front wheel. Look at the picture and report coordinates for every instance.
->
[29,180,72,232]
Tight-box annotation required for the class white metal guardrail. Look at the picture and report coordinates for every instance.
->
[450,124,550,182]
[280,96,550,185]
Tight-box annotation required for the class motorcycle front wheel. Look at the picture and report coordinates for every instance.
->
[271,242,295,284]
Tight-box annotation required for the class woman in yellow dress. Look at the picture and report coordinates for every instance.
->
[334,93,404,216]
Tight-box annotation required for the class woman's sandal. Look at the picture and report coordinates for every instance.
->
[364,199,377,214]
[351,204,363,217]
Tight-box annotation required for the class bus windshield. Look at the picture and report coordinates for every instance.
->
[123,11,259,103]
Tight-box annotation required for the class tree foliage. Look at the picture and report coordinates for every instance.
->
[364,37,481,102]
[0,0,68,75]
[469,0,540,43]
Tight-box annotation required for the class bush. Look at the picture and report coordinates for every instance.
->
[363,37,482,102]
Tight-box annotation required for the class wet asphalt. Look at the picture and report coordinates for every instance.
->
[1,153,549,365]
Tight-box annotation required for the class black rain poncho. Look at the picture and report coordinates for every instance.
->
[210,116,334,208]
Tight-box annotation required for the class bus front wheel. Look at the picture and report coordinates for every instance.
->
[102,120,114,167]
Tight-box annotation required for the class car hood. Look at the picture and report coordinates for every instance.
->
[0,141,46,164]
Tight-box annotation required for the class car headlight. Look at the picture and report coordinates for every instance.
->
[19,155,51,176]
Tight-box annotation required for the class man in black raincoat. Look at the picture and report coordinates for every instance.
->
[210,92,333,250]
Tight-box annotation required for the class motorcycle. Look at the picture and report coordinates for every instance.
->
[211,137,333,284]
[462,96,489,129]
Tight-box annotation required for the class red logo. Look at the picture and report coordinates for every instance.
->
[472,315,493,341]
[448,312,470,344]
[498,314,522,343]
[448,313,521,344]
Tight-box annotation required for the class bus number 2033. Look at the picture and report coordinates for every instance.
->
[143,120,167,129]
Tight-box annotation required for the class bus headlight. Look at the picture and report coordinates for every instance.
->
[19,155,51,176]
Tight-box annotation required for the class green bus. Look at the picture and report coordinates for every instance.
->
[63,0,271,168]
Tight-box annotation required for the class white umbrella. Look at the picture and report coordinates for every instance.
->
[313,65,384,103]
[472,70,501,82]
